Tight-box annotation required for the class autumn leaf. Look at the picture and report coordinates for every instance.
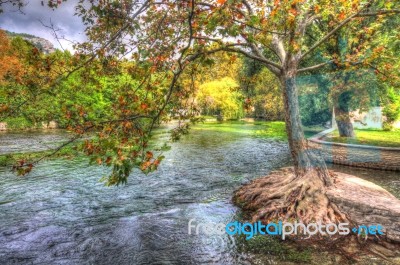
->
[145,151,153,159]
[105,157,113,165]
[338,11,346,20]
[140,103,148,110]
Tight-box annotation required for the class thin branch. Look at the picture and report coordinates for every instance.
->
[356,9,400,17]
[148,0,195,132]
[298,60,333,73]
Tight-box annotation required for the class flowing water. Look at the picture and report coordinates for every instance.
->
[0,122,399,265]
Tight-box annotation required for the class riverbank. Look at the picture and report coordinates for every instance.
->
[192,120,326,139]
[0,146,79,167]
[0,120,59,131]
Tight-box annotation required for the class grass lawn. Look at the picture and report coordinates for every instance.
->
[324,129,400,148]
[193,120,330,140]
[193,120,288,140]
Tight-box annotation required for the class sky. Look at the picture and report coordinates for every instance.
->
[0,1,86,51]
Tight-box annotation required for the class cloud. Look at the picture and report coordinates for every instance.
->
[0,1,86,51]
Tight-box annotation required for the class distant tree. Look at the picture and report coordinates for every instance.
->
[0,30,23,84]
[297,74,331,126]
[239,58,283,120]
[196,77,243,119]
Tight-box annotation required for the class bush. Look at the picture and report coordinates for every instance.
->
[382,87,400,130]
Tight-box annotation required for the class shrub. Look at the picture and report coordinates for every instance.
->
[382,87,400,130]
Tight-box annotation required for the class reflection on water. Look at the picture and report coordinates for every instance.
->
[0,122,399,264]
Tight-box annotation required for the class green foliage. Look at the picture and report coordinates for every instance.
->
[240,60,283,121]
[298,74,332,126]
[4,117,35,130]
[299,97,331,126]
[253,69,283,121]
[382,86,400,130]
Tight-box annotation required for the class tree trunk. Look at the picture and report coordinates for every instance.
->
[279,67,331,186]
[334,106,355,138]
[333,73,355,138]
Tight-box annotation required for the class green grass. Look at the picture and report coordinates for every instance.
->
[325,129,400,148]
[237,234,312,263]
[254,121,287,139]
[193,120,287,140]
[192,120,327,140]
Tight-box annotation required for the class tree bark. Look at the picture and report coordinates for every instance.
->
[332,57,355,138]
[334,106,355,138]
[279,64,332,186]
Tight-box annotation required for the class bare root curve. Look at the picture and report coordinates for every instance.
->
[233,167,349,225]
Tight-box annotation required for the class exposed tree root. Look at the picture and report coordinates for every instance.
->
[233,167,400,261]
[234,167,349,225]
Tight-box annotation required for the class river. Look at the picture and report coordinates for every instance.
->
[0,122,399,264]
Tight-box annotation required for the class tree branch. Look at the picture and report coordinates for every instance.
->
[300,8,400,61]
[300,11,362,61]
[223,47,282,75]
[356,9,400,17]
[298,61,333,73]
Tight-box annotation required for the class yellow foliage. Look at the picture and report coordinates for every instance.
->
[196,77,243,119]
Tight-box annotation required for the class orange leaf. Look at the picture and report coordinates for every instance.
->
[140,103,148,110]
[146,151,153,159]
[338,11,345,20]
